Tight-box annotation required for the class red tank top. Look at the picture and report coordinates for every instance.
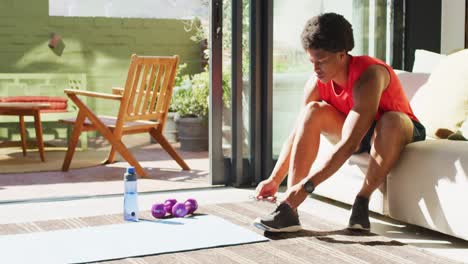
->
[317,55,419,122]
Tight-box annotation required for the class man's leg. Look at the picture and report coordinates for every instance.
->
[266,101,346,191]
[349,112,414,230]
[254,101,345,232]
[287,101,346,187]
[360,112,414,198]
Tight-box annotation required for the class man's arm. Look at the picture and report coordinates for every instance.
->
[305,65,390,186]
[269,75,320,185]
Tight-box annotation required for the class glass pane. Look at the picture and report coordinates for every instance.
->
[272,0,389,157]
[221,0,250,159]
[242,0,251,159]
[3,0,213,202]
[222,0,232,158]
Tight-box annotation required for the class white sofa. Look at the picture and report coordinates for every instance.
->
[312,49,468,241]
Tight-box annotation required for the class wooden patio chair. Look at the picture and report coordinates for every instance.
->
[61,54,190,177]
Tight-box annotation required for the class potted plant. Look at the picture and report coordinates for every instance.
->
[165,64,189,143]
[171,70,210,151]
[171,68,231,151]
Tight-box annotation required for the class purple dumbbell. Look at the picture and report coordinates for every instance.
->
[151,203,166,219]
[164,199,177,216]
[172,202,188,217]
[172,203,187,217]
[184,198,198,215]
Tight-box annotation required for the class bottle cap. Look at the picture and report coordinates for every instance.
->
[126,167,135,174]
[124,167,137,181]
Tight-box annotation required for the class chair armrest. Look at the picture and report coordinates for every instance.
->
[111,87,158,97]
[112,87,124,95]
[112,87,159,96]
[64,89,122,100]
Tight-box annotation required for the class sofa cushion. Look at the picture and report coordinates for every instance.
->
[387,139,468,240]
[459,119,468,138]
[410,49,468,138]
[412,49,447,73]
[395,70,430,101]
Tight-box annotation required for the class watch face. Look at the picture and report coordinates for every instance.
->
[304,181,315,193]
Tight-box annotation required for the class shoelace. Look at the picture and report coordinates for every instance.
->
[248,195,280,206]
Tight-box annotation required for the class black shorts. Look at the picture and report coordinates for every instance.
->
[354,118,426,154]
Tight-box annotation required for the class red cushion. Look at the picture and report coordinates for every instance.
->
[41,102,68,112]
[0,96,67,103]
[41,108,68,113]
[0,96,68,112]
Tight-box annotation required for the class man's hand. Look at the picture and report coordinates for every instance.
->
[255,178,279,203]
[281,181,309,209]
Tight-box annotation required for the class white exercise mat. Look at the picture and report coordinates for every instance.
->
[0,215,267,264]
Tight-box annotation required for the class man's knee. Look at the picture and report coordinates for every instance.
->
[303,101,327,118]
[377,112,409,130]
[301,101,326,126]
[304,101,323,112]
[374,112,413,143]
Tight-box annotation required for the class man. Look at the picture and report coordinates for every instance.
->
[253,13,426,232]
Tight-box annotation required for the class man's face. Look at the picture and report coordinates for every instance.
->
[305,48,346,83]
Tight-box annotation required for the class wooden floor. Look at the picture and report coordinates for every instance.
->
[0,201,460,264]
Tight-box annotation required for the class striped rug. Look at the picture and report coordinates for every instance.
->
[0,201,460,264]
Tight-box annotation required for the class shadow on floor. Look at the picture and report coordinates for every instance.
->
[0,137,210,202]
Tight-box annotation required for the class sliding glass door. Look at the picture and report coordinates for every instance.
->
[213,0,394,184]
[271,0,390,160]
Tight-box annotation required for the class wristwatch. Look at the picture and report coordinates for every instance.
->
[304,180,315,194]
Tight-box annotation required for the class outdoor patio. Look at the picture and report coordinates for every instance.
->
[0,134,211,202]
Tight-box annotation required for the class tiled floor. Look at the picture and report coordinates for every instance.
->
[1,136,467,263]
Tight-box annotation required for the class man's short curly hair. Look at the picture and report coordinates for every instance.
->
[301,13,354,52]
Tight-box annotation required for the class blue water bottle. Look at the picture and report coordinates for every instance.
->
[124,167,139,221]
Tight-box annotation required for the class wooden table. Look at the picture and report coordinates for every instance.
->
[0,102,50,162]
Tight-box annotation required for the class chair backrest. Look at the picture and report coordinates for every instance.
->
[118,54,179,127]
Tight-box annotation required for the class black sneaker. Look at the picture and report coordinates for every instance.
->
[348,196,371,231]
[253,203,302,232]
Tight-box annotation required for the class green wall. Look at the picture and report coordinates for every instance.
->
[0,0,203,115]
